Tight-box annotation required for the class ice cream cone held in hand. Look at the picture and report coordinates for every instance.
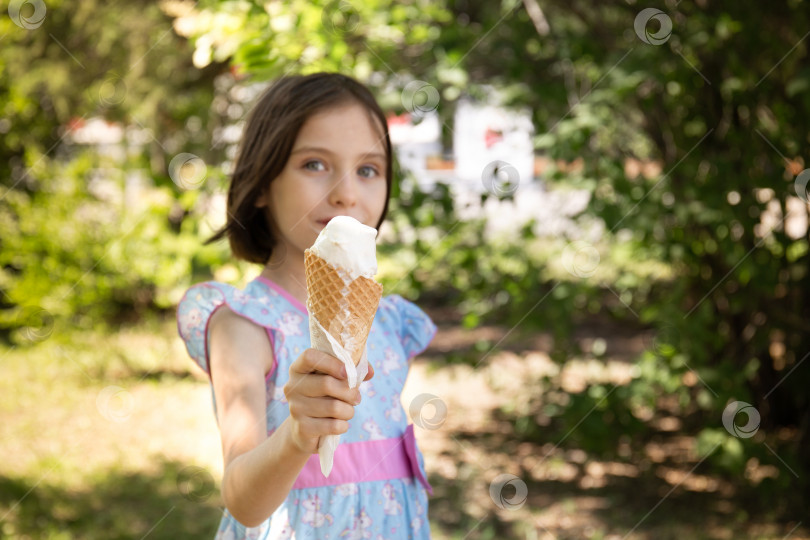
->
[305,216,383,475]
[305,251,381,369]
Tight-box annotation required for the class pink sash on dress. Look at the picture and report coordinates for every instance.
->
[291,424,433,495]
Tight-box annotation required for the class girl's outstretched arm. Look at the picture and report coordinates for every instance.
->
[208,306,307,527]
[208,306,365,527]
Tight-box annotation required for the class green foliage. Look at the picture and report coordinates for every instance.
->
[0,149,229,337]
[0,0,224,182]
[0,0,234,338]
[501,0,809,505]
[0,2,237,342]
[177,0,452,82]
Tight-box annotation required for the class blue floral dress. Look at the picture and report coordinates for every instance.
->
[177,276,437,539]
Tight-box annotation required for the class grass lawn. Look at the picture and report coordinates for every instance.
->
[0,318,224,539]
[0,316,806,539]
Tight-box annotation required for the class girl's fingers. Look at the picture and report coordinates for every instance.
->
[298,417,350,438]
[291,349,346,380]
[288,399,353,439]
[286,373,361,405]
[291,349,373,383]
[299,396,356,421]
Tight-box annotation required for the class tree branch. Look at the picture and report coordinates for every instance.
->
[521,0,550,36]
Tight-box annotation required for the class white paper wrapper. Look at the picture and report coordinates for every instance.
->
[309,313,368,477]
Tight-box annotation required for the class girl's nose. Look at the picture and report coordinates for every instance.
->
[329,171,358,207]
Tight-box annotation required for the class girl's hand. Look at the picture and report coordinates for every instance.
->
[284,349,374,455]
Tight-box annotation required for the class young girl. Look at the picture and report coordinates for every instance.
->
[177,73,436,539]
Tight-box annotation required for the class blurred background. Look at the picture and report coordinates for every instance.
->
[1,0,808,538]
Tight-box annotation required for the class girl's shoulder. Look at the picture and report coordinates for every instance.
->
[375,294,437,361]
[176,279,295,375]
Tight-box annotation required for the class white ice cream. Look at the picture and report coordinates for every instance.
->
[309,216,378,279]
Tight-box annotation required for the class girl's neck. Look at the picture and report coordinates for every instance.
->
[260,250,308,306]
[261,257,307,305]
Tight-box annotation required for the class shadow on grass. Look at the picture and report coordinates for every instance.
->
[0,460,222,539]
[428,472,527,540]
[428,423,806,540]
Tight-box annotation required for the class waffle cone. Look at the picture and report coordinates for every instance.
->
[304,250,383,365]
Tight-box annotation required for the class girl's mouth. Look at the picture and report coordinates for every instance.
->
[317,216,345,226]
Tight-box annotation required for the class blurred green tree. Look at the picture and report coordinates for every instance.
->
[432,0,810,513]
[0,0,230,333]
[515,1,810,511]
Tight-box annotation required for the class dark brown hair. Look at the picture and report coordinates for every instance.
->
[206,72,393,264]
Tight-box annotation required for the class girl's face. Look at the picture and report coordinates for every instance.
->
[258,102,389,263]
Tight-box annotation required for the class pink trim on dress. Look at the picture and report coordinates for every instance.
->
[203,303,225,381]
[255,276,308,314]
[202,298,278,383]
[265,327,277,382]
[290,424,432,494]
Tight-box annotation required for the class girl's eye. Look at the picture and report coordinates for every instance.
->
[358,165,379,178]
[303,160,325,172]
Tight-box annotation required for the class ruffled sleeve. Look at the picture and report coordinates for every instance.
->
[176,280,289,378]
[176,281,232,376]
[385,294,437,360]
